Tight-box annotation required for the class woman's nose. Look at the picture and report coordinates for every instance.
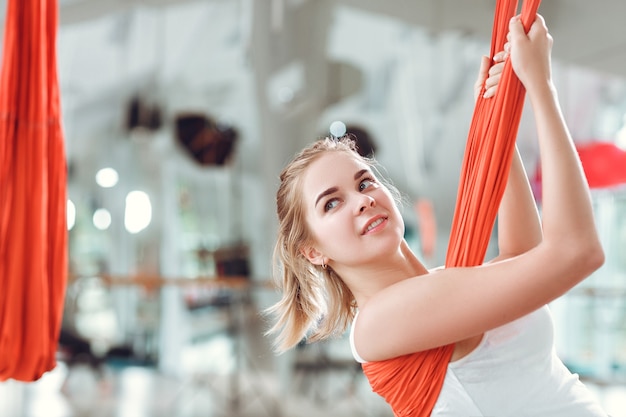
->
[358,195,376,213]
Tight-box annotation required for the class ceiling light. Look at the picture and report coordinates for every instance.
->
[95,167,119,188]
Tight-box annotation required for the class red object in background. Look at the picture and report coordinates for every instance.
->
[576,141,626,188]
[0,0,68,381]
[532,141,626,199]
[414,198,437,261]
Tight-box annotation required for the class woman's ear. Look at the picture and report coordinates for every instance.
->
[300,245,324,266]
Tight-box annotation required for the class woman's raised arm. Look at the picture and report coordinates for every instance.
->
[354,15,604,362]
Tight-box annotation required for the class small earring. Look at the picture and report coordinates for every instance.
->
[322,260,327,269]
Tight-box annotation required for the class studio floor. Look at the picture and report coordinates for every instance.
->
[0,302,393,417]
[1,308,625,417]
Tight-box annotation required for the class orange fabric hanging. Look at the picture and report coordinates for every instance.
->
[0,0,68,381]
[446,0,540,268]
[361,0,541,415]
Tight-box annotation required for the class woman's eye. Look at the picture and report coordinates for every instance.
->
[359,178,375,191]
[324,199,339,212]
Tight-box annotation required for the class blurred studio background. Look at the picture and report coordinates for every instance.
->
[1,0,626,416]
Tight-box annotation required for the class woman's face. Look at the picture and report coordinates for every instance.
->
[300,151,405,269]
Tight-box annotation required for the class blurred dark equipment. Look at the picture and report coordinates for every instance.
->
[185,244,251,311]
[214,244,250,277]
[58,276,144,373]
[58,328,134,374]
[58,328,105,375]
[126,95,163,132]
[345,125,377,158]
[175,113,239,166]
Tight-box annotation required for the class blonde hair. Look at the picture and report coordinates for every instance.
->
[265,136,397,353]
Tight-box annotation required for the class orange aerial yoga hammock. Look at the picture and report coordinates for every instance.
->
[360,0,541,415]
[0,0,68,381]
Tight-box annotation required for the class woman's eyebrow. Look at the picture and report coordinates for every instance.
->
[315,187,338,208]
[354,169,369,180]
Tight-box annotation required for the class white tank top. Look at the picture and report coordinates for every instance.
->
[350,305,608,417]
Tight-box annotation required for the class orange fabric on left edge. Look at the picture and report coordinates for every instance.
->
[361,1,541,416]
[0,0,68,381]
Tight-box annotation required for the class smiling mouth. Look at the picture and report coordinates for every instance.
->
[363,217,386,234]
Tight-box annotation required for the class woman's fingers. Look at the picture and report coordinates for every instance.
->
[474,55,492,101]
[494,48,508,62]
[483,74,501,98]
[483,53,507,98]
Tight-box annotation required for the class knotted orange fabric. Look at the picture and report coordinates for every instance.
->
[0,0,68,381]
[361,0,541,415]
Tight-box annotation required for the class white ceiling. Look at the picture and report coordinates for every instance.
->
[3,0,624,146]
[53,0,626,76]
[339,0,626,78]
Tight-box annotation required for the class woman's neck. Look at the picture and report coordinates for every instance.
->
[341,239,429,308]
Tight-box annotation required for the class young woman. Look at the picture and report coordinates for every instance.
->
[266,14,607,416]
